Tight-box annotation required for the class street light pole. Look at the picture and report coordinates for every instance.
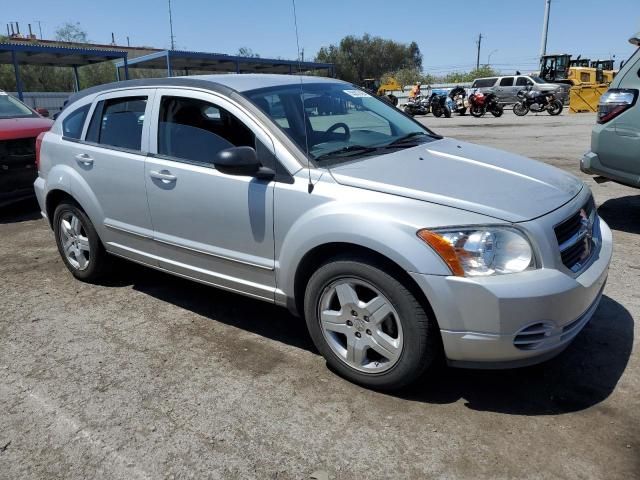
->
[540,0,551,58]
[488,49,498,66]
[168,0,176,50]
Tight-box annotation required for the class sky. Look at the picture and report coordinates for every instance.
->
[7,0,640,75]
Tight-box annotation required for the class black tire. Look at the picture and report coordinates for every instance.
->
[547,99,563,116]
[443,106,452,118]
[491,105,504,117]
[458,107,467,116]
[513,102,529,116]
[304,255,439,390]
[432,106,442,118]
[403,106,414,117]
[470,105,485,117]
[53,201,108,282]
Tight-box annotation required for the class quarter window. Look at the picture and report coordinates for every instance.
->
[472,78,497,88]
[499,77,514,87]
[157,96,255,164]
[62,104,90,139]
[87,96,147,151]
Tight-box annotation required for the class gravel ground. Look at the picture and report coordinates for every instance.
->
[1,110,638,480]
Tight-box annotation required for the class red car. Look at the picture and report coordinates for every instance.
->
[0,92,53,207]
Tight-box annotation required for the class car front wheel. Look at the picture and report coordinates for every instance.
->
[304,255,439,390]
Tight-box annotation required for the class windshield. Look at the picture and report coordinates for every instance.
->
[0,93,36,119]
[244,82,437,164]
[531,76,547,84]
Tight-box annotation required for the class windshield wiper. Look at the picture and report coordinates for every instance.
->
[386,131,428,146]
[314,145,379,162]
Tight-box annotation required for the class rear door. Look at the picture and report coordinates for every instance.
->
[496,77,516,102]
[144,88,277,300]
[70,89,157,264]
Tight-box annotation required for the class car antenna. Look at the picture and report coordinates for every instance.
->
[291,0,314,194]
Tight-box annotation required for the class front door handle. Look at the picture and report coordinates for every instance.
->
[74,153,93,166]
[149,170,177,182]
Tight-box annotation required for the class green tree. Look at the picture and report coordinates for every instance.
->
[237,47,259,58]
[55,22,89,44]
[315,34,422,83]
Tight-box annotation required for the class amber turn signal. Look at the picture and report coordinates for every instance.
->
[416,229,465,277]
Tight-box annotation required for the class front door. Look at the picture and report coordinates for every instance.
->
[144,89,276,301]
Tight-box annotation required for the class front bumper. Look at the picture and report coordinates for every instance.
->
[410,218,612,369]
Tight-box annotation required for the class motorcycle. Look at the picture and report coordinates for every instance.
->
[403,95,430,116]
[428,93,451,118]
[448,86,469,115]
[513,88,563,116]
[468,91,504,117]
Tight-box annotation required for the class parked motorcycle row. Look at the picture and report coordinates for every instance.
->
[402,86,563,118]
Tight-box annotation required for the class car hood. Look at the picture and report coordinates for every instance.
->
[328,138,583,222]
[0,116,53,141]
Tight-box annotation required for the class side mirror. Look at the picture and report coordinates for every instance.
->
[36,107,50,118]
[213,146,275,180]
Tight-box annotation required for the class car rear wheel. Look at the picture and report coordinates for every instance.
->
[304,255,439,390]
[53,201,108,282]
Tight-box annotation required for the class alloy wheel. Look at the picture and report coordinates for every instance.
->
[318,278,403,373]
[58,212,91,270]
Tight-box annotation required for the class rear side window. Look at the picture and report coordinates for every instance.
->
[499,77,514,86]
[516,77,533,86]
[472,78,497,88]
[87,96,147,151]
[62,104,90,139]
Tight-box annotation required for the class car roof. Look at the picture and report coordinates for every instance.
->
[64,74,347,109]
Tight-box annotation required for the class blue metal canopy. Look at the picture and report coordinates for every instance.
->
[0,42,129,100]
[114,49,334,78]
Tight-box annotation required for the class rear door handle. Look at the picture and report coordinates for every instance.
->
[149,170,177,182]
[74,153,93,165]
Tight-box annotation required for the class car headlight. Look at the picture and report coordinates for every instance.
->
[417,227,535,277]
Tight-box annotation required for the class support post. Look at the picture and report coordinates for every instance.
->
[475,33,483,70]
[166,51,173,77]
[123,54,130,80]
[72,65,80,92]
[11,50,24,101]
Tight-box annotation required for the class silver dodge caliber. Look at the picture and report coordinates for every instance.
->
[35,74,612,390]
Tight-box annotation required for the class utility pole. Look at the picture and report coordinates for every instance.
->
[168,0,176,50]
[34,20,43,39]
[475,33,483,70]
[540,0,551,58]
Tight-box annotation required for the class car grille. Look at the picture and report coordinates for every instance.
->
[0,137,37,194]
[513,322,554,350]
[0,137,36,159]
[554,197,596,273]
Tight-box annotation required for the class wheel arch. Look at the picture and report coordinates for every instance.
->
[290,242,438,328]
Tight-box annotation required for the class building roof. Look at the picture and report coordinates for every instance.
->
[114,49,333,75]
[0,42,128,67]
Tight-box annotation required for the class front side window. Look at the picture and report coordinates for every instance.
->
[62,104,90,139]
[0,93,36,119]
[245,83,437,165]
[157,96,255,164]
[88,96,147,151]
[516,77,533,87]
[499,77,514,87]
[531,76,547,84]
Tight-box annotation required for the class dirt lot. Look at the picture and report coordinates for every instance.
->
[1,111,638,479]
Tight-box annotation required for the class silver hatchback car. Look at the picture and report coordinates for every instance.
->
[35,74,612,390]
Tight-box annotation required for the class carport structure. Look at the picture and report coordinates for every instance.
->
[0,43,129,101]
[114,49,334,79]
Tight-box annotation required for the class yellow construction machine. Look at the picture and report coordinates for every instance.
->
[539,54,617,113]
[361,77,402,106]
